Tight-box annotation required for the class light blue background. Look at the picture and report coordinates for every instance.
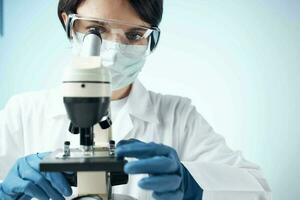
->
[0,1,299,199]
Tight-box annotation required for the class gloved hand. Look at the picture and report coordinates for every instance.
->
[116,139,203,200]
[0,152,72,200]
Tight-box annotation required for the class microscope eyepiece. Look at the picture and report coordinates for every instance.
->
[84,28,102,42]
[80,28,103,57]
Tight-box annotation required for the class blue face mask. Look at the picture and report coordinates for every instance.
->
[72,33,147,91]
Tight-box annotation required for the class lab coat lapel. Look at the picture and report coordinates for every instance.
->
[127,80,158,124]
[112,102,133,142]
[112,79,159,141]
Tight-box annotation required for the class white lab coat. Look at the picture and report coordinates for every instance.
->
[0,80,271,200]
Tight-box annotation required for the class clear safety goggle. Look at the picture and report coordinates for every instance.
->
[66,14,161,56]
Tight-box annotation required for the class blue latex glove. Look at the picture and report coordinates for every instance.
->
[0,152,72,200]
[116,139,203,200]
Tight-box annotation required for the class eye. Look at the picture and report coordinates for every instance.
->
[86,25,107,34]
[125,31,144,41]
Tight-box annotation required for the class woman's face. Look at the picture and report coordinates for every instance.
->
[74,0,151,45]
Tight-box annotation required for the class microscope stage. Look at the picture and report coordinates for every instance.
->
[40,149,126,172]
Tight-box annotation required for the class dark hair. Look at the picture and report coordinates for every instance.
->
[57,0,163,30]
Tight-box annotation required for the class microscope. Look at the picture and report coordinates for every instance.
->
[40,29,134,200]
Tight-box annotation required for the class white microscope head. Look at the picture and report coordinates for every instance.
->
[62,29,112,148]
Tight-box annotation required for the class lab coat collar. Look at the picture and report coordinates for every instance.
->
[126,79,159,124]
[48,79,159,124]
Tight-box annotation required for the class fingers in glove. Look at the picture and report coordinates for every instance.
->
[44,172,73,197]
[124,156,179,174]
[18,194,35,200]
[26,152,50,171]
[116,142,171,159]
[117,139,142,147]
[152,190,184,200]
[1,165,47,200]
[18,179,49,200]
[20,158,65,200]
[139,175,182,192]
[26,154,72,197]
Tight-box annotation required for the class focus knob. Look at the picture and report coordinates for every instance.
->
[99,116,112,129]
[68,122,79,134]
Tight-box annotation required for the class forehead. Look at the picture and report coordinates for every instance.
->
[76,0,149,27]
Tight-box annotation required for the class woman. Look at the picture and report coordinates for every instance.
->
[0,0,271,199]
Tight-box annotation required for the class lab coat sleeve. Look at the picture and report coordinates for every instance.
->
[178,100,272,200]
[0,95,25,180]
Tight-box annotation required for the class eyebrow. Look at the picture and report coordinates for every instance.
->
[127,27,147,32]
[83,21,149,32]
[86,21,106,26]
